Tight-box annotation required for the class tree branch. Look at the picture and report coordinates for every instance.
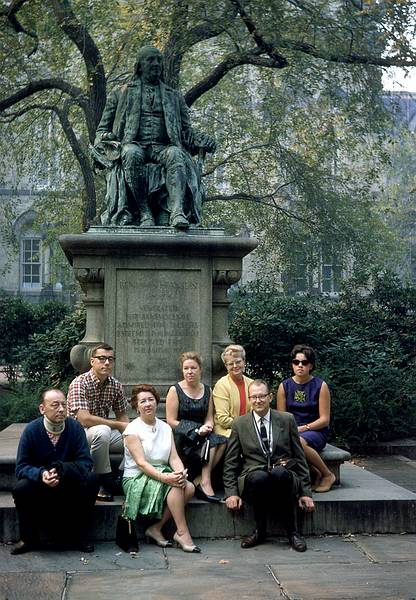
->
[0,97,96,226]
[0,78,88,113]
[203,143,274,176]
[230,0,288,67]
[0,0,38,53]
[204,189,314,225]
[185,49,286,106]
[49,0,106,127]
[163,1,239,87]
[232,0,416,69]
[54,103,96,228]
[0,102,56,122]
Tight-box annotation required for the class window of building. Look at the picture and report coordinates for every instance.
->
[21,237,42,289]
[321,249,342,294]
[293,250,308,293]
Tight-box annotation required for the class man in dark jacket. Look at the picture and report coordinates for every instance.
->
[223,379,315,552]
[11,388,99,555]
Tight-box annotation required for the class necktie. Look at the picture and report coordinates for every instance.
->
[260,417,269,454]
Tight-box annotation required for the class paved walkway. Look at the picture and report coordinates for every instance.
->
[1,534,416,600]
[360,454,416,493]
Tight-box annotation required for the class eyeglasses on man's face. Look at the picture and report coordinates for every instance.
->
[248,393,270,401]
[292,359,310,366]
[93,355,115,363]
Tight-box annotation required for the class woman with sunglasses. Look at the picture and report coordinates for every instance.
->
[277,344,335,493]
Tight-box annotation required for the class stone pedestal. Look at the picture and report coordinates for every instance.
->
[59,227,257,392]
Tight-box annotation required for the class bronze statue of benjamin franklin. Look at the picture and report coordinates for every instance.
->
[92,46,216,229]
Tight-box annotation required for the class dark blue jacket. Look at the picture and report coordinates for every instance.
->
[15,417,93,482]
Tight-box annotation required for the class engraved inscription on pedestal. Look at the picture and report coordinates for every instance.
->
[115,269,202,385]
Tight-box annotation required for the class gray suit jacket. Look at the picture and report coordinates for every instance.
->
[223,409,312,499]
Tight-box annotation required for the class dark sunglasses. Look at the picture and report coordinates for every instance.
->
[292,359,310,366]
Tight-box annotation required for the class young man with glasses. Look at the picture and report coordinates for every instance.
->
[223,379,314,552]
[67,343,129,501]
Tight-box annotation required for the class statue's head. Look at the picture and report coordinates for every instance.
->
[133,46,164,83]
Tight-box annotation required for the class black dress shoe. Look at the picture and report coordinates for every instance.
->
[241,530,265,549]
[195,484,221,503]
[10,540,36,555]
[76,541,95,553]
[288,532,307,552]
[96,486,114,502]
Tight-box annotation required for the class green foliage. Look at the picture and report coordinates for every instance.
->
[0,292,34,383]
[1,0,416,280]
[0,292,70,384]
[0,384,40,431]
[229,271,416,446]
[21,304,86,388]
[0,300,85,431]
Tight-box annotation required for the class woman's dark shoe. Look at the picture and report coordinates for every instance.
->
[288,532,307,552]
[96,486,114,502]
[10,540,36,555]
[241,530,265,549]
[195,484,221,503]
[76,541,95,553]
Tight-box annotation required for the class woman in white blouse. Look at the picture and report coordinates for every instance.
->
[122,384,199,552]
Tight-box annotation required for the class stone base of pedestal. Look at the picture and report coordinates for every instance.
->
[59,227,257,392]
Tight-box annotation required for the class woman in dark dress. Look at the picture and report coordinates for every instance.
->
[166,352,227,502]
[277,344,335,493]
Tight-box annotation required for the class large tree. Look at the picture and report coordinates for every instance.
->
[1,0,416,277]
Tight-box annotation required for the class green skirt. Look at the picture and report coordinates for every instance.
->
[122,465,173,521]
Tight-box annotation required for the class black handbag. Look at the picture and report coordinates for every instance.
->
[115,515,139,553]
[199,439,210,464]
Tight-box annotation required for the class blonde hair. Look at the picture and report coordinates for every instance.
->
[221,344,246,364]
[178,351,202,369]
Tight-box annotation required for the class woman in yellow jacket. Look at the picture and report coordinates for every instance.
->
[213,345,253,437]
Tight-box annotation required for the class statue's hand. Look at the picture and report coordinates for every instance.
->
[195,132,216,153]
[201,134,216,153]
[101,132,118,142]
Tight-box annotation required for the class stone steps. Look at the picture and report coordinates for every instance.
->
[1,462,416,543]
[2,424,416,542]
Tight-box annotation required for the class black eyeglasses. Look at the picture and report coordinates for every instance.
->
[292,359,310,366]
[93,355,115,363]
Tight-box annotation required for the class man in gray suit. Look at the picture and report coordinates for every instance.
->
[223,379,315,552]
[94,45,215,229]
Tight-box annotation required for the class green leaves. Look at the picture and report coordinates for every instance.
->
[229,271,416,445]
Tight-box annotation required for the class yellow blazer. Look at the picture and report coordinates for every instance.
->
[213,374,253,437]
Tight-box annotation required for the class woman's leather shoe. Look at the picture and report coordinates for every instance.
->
[173,532,201,553]
[241,530,265,549]
[195,484,221,503]
[96,486,114,502]
[288,532,307,552]
[10,540,36,555]
[145,527,173,548]
[76,541,95,553]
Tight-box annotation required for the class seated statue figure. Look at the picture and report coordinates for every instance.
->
[92,45,216,229]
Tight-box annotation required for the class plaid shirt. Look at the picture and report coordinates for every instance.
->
[67,369,127,419]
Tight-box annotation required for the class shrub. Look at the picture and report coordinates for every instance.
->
[0,304,86,431]
[229,272,416,446]
[0,292,69,384]
[21,304,86,388]
[0,384,40,431]
[0,292,33,383]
